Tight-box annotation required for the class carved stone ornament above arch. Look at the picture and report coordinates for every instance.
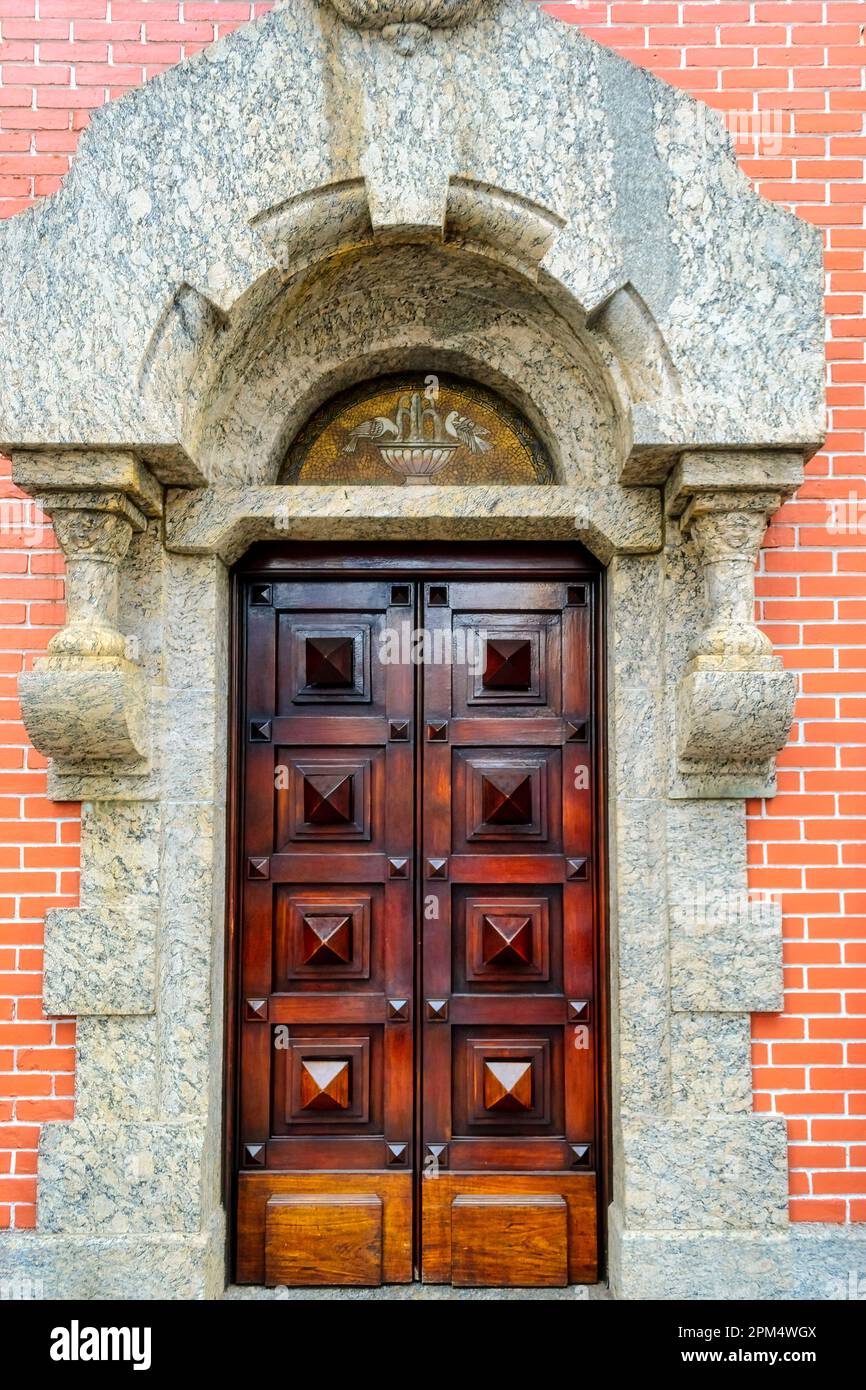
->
[324,0,484,28]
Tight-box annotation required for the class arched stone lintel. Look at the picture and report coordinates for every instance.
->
[162,483,664,567]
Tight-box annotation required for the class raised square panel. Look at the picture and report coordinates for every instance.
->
[462,752,549,843]
[265,1194,383,1287]
[275,890,372,984]
[290,622,372,704]
[451,1195,567,1288]
[280,756,372,843]
[451,612,561,715]
[285,1036,370,1126]
[465,897,550,983]
[466,1036,551,1129]
[475,628,544,703]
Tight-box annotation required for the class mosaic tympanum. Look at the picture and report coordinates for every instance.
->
[282,374,554,486]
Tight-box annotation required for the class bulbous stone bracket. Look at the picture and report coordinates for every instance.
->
[668,451,803,795]
[18,489,149,766]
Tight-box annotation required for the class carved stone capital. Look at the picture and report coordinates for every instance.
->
[681,490,781,672]
[17,489,149,767]
[674,471,799,794]
[325,1,484,28]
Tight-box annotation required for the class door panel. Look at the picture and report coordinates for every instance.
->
[419,579,598,1284]
[233,553,601,1287]
[235,579,415,1284]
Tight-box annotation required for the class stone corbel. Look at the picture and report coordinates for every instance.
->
[668,451,803,796]
[17,484,151,767]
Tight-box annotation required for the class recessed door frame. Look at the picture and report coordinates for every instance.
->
[223,541,610,1285]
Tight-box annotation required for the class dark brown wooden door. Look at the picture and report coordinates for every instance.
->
[233,548,602,1288]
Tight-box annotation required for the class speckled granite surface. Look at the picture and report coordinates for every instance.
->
[0,0,853,1306]
[0,0,823,469]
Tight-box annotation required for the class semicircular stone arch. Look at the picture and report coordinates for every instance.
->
[189,242,626,491]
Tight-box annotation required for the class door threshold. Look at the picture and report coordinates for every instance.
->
[225,1283,611,1301]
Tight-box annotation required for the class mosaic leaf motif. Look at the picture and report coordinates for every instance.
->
[283,373,554,486]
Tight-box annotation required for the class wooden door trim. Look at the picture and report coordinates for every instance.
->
[223,542,609,1283]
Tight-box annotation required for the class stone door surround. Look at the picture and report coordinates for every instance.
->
[1,1,862,1299]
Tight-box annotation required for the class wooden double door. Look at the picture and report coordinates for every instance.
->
[232,546,604,1287]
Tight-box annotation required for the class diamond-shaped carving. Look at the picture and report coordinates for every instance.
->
[390,584,411,606]
[483,1059,533,1112]
[465,897,551,985]
[243,1143,266,1166]
[387,998,409,1021]
[567,584,588,606]
[425,1142,448,1168]
[286,1037,369,1125]
[566,720,589,742]
[567,857,589,880]
[279,893,371,984]
[426,998,448,1021]
[428,585,448,606]
[301,914,352,966]
[481,771,533,826]
[249,718,272,742]
[250,583,272,606]
[299,1058,351,1111]
[427,721,448,742]
[388,857,410,878]
[568,999,591,1022]
[482,914,534,967]
[483,637,533,691]
[303,772,353,826]
[570,1143,592,1167]
[304,635,355,688]
[426,857,448,879]
[247,856,270,879]
[389,720,410,741]
[387,1141,408,1165]
[245,997,269,1021]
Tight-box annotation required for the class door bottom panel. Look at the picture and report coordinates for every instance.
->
[237,1172,413,1286]
[422,1173,597,1286]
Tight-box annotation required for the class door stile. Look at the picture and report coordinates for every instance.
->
[381,586,415,1189]
[418,587,454,1196]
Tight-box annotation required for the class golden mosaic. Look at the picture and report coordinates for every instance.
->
[282,374,554,486]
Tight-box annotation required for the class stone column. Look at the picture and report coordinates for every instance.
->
[13,452,163,771]
[20,491,147,763]
[666,451,802,797]
[607,449,804,1301]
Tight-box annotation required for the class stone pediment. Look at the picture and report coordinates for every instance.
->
[0,0,823,487]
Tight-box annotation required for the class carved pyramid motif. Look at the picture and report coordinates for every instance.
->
[303,772,354,825]
[483,1059,533,1112]
[481,913,534,967]
[305,635,354,688]
[301,914,352,965]
[481,771,533,825]
[299,1058,351,1111]
[482,637,532,691]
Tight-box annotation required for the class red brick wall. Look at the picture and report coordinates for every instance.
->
[0,1,864,1231]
